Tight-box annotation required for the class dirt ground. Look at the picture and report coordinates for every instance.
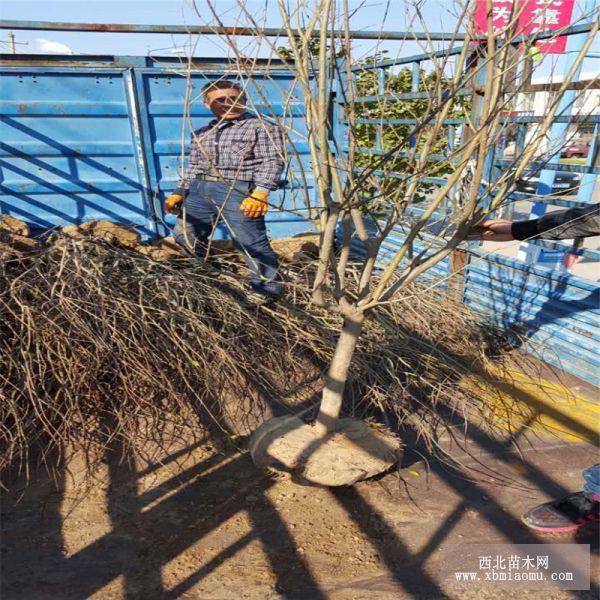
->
[2,190,597,600]
[2,422,598,600]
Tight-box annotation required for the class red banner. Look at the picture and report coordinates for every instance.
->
[474,0,575,53]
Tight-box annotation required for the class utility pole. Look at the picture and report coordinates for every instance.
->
[8,31,16,53]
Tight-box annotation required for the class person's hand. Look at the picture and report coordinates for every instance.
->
[470,220,515,242]
[240,191,269,218]
[164,194,184,214]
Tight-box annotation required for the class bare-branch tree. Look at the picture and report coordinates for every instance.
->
[181,0,598,485]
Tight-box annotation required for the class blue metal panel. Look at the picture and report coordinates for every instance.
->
[342,214,453,290]
[0,67,156,236]
[463,253,600,386]
[0,59,316,241]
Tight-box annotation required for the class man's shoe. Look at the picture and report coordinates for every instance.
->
[522,492,599,533]
[245,290,278,307]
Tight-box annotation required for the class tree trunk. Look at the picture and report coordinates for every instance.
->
[314,310,364,436]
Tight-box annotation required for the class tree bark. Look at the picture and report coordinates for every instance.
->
[314,308,364,436]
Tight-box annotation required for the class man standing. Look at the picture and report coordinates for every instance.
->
[164,79,285,302]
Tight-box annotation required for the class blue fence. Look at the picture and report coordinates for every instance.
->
[464,252,599,384]
[0,55,315,240]
[0,65,157,236]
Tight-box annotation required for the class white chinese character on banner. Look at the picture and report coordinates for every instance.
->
[479,556,492,569]
[493,555,507,570]
[508,555,520,570]
[535,0,563,6]
[532,7,561,26]
[522,555,536,569]
[492,5,512,22]
[537,555,549,569]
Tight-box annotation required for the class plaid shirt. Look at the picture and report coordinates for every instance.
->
[174,112,285,196]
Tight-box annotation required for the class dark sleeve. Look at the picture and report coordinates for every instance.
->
[511,204,600,241]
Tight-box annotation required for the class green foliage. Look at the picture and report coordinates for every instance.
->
[276,38,346,62]
[276,42,471,206]
[350,54,471,205]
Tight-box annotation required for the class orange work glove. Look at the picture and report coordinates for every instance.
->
[240,190,269,218]
[164,193,184,214]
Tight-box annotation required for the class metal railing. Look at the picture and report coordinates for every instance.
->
[342,21,599,264]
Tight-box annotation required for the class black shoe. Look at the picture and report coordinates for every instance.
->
[245,290,279,306]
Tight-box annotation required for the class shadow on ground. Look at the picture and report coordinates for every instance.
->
[2,318,598,599]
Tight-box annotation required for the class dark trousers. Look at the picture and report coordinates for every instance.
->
[173,180,282,297]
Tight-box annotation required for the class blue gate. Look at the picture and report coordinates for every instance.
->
[0,63,157,236]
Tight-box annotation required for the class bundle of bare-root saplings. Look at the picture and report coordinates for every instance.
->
[0,216,533,483]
